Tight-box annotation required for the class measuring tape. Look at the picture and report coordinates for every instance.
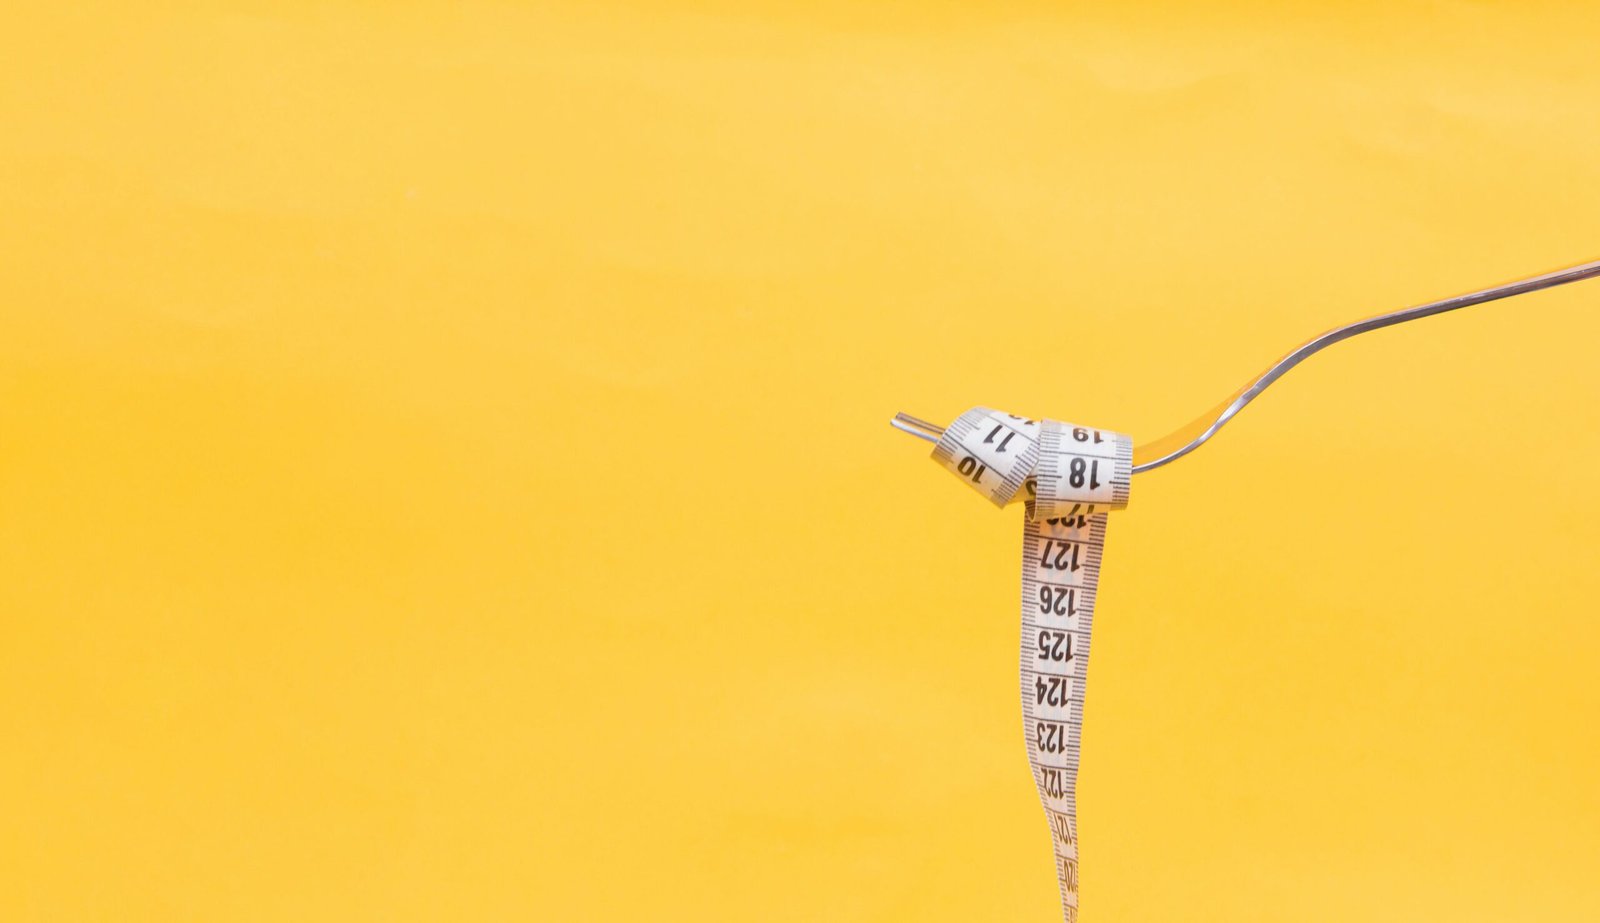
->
[931,407,1133,922]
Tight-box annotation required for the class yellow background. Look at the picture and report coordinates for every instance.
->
[4,3,1599,921]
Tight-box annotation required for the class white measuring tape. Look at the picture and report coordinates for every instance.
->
[931,408,1132,923]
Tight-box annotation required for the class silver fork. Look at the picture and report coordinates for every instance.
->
[892,258,1600,473]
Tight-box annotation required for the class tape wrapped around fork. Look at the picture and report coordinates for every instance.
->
[930,407,1132,923]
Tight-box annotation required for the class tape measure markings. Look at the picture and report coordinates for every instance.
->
[930,407,1133,923]
[931,408,1042,507]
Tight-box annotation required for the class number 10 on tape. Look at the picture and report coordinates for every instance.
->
[930,408,1132,923]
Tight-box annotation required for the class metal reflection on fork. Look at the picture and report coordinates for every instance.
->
[892,257,1600,474]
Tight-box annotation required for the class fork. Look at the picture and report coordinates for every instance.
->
[891,258,1600,473]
